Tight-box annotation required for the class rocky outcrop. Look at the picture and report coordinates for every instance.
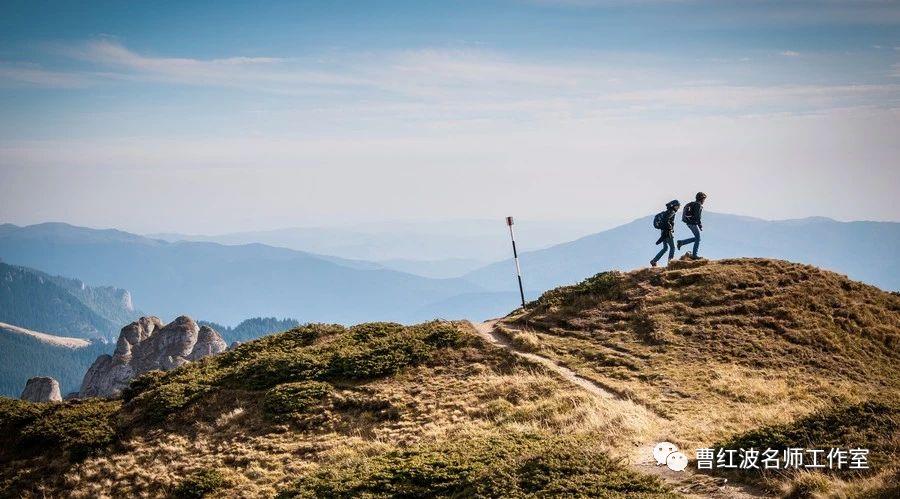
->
[21,376,62,402]
[188,325,228,361]
[79,316,226,398]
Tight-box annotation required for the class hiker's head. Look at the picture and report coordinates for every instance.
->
[696,192,707,203]
[666,200,680,211]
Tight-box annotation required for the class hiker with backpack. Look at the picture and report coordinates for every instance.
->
[650,200,680,267]
[677,192,707,259]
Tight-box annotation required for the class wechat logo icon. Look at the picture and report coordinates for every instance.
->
[654,442,688,472]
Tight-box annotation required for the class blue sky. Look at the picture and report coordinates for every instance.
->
[1,0,898,233]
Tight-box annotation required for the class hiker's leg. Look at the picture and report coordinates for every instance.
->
[666,237,675,260]
[652,245,667,264]
[678,230,696,248]
[689,224,701,257]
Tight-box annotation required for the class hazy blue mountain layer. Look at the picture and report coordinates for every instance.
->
[466,213,900,294]
[0,223,483,326]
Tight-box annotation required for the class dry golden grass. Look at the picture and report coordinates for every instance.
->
[509,258,900,446]
[7,323,663,498]
[504,258,900,495]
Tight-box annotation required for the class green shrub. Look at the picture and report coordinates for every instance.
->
[121,370,167,402]
[327,332,431,380]
[533,271,623,308]
[19,399,121,460]
[348,322,405,341]
[571,271,623,299]
[717,401,899,474]
[263,381,333,421]
[0,397,49,429]
[129,382,211,424]
[222,324,344,363]
[235,352,330,390]
[123,321,462,424]
[276,432,673,498]
[416,321,463,348]
[172,468,228,499]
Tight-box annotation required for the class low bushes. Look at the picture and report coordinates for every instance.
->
[716,401,900,475]
[263,381,333,422]
[123,320,464,424]
[1,398,121,460]
[531,271,624,310]
[275,432,674,498]
[172,468,229,499]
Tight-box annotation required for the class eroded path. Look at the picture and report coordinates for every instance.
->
[470,320,769,499]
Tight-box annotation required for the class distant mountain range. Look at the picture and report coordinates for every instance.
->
[147,219,613,278]
[0,223,484,326]
[147,218,608,261]
[465,213,900,294]
[0,261,141,341]
[1,215,897,335]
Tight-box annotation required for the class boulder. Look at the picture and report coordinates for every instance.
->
[21,376,62,402]
[79,315,226,398]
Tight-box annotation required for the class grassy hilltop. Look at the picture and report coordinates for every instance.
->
[1,258,899,498]
[501,257,900,496]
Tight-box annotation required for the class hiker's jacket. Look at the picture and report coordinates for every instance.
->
[661,209,676,233]
[683,201,703,226]
[655,209,677,244]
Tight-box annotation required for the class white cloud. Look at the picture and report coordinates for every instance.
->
[52,39,366,91]
[780,50,801,57]
[0,62,94,88]
[2,41,898,131]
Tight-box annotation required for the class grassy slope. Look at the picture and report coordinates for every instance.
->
[4,257,898,498]
[503,257,900,496]
[0,321,671,498]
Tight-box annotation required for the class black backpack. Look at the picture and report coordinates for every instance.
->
[682,202,698,224]
[652,211,667,229]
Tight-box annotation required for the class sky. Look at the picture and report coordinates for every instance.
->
[1,0,899,234]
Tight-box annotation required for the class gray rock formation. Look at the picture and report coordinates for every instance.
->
[21,376,62,402]
[79,315,226,398]
[188,326,228,361]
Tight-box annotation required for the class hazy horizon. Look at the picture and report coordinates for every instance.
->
[3,210,898,242]
[2,1,899,234]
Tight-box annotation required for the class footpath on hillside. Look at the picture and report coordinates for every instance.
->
[470,320,768,499]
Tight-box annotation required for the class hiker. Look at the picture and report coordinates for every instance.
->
[651,200,680,267]
[677,192,706,258]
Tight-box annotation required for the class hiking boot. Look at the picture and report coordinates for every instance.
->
[676,240,683,250]
[650,260,657,267]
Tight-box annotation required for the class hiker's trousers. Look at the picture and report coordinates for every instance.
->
[653,235,675,264]
[678,224,701,257]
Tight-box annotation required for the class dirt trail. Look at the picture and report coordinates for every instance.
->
[470,320,769,499]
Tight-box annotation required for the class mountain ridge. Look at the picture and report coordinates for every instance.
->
[0,223,484,326]
[465,212,900,293]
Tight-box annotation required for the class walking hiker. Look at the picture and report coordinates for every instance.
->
[650,200,680,267]
[677,192,706,258]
